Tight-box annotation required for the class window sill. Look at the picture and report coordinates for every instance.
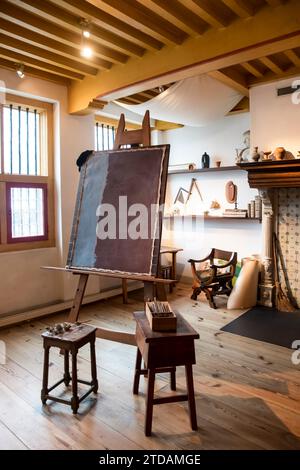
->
[0,239,56,253]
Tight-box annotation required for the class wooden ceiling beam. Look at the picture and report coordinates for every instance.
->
[0,1,123,65]
[20,0,144,57]
[145,0,208,35]
[259,56,284,74]
[68,0,300,113]
[154,120,184,131]
[0,57,71,86]
[118,95,143,104]
[182,0,231,27]
[264,0,286,6]
[0,33,98,76]
[241,61,264,77]
[227,96,250,115]
[0,47,84,80]
[88,99,107,111]
[61,0,163,50]
[99,0,188,44]
[221,0,254,18]
[128,92,153,103]
[0,17,112,70]
[284,49,300,67]
[249,64,300,85]
[137,91,158,100]
[208,68,249,96]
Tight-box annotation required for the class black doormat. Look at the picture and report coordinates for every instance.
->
[221,306,300,349]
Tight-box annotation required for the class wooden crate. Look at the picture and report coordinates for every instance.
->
[145,301,177,331]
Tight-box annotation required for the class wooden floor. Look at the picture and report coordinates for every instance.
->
[0,284,300,450]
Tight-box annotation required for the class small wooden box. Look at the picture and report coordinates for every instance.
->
[145,301,177,331]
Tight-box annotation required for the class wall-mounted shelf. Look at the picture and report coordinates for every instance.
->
[168,165,243,175]
[164,214,261,222]
[204,215,261,222]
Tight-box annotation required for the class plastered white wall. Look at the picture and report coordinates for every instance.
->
[0,68,117,315]
[250,76,300,156]
[159,113,262,280]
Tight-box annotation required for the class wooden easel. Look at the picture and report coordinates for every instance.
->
[114,110,156,304]
[46,111,170,346]
[113,110,150,149]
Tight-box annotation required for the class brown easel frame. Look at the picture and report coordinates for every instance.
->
[43,111,172,345]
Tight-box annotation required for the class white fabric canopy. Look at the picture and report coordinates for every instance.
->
[115,75,242,127]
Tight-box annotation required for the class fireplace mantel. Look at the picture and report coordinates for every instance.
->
[238,160,300,188]
[238,159,300,307]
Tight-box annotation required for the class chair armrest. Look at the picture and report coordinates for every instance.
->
[211,253,237,269]
[188,250,213,264]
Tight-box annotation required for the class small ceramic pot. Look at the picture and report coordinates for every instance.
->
[252,146,260,162]
[273,147,286,160]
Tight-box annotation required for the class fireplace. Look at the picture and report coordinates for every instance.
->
[238,160,300,308]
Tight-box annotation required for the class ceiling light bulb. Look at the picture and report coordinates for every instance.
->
[81,46,93,58]
[16,64,25,79]
[80,19,91,38]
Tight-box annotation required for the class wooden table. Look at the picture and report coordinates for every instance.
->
[133,310,199,436]
[160,245,183,282]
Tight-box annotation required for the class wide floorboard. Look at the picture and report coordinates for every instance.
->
[0,284,299,450]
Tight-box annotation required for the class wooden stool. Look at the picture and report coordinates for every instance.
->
[133,311,199,436]
[41,323,98,414]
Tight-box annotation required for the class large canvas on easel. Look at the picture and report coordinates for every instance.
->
[67,145,169,276]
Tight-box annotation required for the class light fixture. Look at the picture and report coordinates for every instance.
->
[79,19,93,58]
[80,19,91,38]
[81,46,93,58]
[16,63,25,79]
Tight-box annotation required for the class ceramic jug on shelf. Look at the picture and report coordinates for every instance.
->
[202,152,210,168]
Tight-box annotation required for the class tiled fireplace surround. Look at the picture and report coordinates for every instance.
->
[239,160,300,308]
[277,188,300,307]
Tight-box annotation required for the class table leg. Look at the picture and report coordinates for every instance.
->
[185,364,198,431]
[41,344,50,404]
[145,369,155,436]
[172,253,177,281]
[90,338,98,393]
[170,367,176,391]
[71,351,79,414]
[64,350,71,386]
[170,252,177,293]
[133,348,142,395]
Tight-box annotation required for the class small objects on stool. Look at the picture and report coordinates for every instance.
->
[46,322,73,335]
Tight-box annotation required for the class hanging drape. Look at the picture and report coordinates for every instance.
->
[115,74,243,127]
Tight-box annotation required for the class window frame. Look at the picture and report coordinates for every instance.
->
[6,182,48,243]
[0,94,55,252]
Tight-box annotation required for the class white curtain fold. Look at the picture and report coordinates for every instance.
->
[115,75,243,127]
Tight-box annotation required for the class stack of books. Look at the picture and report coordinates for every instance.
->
[255,195,262,219]
[222,208,248,218]
[248,196,262,219]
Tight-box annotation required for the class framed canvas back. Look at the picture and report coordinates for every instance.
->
[67,145,170,277]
